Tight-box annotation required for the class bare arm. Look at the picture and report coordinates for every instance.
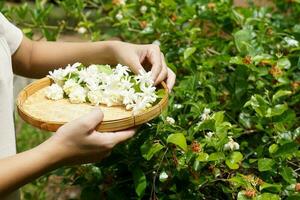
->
[12,37,176,89]
[0,142,60,195]
[0,109,135,196]
[12,37,115,78]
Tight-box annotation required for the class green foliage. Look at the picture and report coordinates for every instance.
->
[4,0,300,199]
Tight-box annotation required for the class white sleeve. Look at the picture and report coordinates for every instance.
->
[0,12,23,55]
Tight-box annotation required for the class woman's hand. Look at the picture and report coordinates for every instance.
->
[42,108,135,165]
[110,41,176,91]
[0,108,135,195]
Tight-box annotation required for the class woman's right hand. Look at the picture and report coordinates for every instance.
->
[41,108,135,165]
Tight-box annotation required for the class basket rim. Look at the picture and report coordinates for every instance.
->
[17,77,169,127]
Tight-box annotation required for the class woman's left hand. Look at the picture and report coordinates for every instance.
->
[110,41,176,91]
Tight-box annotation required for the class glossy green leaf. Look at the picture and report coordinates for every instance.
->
[184,47,196,59]
[258,158,275,172]
[208,152,225,161]
[272,90,292,102]
[280,167,296,184]
[140,142,164,161]
[225,152,243,169]
[132,167,147,197]
[197,152,209,162]
[167,133,187,151]
[256,193,280,200]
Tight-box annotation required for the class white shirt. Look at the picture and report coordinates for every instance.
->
[0,13,23,158]
[0,12,23,200]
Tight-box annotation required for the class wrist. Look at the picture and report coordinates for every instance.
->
[35,138,65,169]
[106,40,125,64]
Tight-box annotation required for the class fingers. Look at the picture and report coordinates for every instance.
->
[154,53,168,85]
[128,57,144,75]
[61,108,104,133]
[110,129,136,144]
[166,67,176,92]
[147,44,162,81]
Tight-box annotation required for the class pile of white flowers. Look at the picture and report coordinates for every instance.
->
[46,63,158,113]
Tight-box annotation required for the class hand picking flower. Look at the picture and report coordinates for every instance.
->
[46,63,159,113]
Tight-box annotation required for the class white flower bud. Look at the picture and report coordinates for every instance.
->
[224,137,240,151]
[77,27,87,34]
[140,5,148,14]
[116,12,123,21]
[152,40,161,46]
[166,116,175,125]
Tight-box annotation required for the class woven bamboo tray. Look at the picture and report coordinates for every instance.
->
[17,77,168,132]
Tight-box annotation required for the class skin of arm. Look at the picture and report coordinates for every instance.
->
[0,109,135,196]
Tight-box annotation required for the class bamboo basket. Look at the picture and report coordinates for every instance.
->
[17,77,168,132]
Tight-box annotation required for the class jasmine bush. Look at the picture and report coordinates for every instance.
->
[2,0,300,199]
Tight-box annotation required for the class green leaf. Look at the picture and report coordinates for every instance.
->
[257,158,275,172]
[237,191,250,200]
[268,144,278,154]
[225,152,243,170]
[256,193,280,200]
[140,142,164,161]
[234,28,255,55]
[132,167,147,198]
[259,182,282,193]
[97,64,113,74]
[244,95,269,117]
[156,89,165,99]
[277,57,291,69]
[167,133,188,151]
[212,111,224,125]
[208,152,225,161]
[266,104,288,117]
[229,175,251,188]
[197,152,209,162]
[184,47,196,59]
[272,90,292,102]
[280,166,296,184]
[275,142,299,157]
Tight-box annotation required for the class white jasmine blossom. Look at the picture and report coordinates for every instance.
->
[174,104,183,109]
[63,79,79,95]
[201,108,211,121]
[46,84,64,100]
[115,64,130,77]
[77,27,87,34]
[140,5,148,14]
[135,69,153,86]
[152,40,161,46]
[166,116,175,124]
[69,86,86,104]
[87,89,103,106]
[47,63,158,113]
[116,12,123,21]
[284,37,299,47]
[224,137,240,151]
[159,171,168,181]
[47,68,67,86]
[206,131,214,138]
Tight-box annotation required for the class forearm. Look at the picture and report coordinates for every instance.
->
[0,142,60,195]
[13,37,120,78]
